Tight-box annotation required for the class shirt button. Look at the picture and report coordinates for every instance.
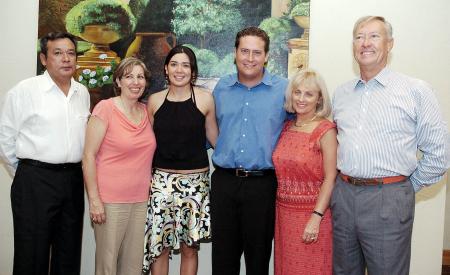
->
[242,134,246,137]
[358,125,362,130]
[245,102,249,106]
[239,165,243,168]
[244,118,247,122]
[240,149,244,153]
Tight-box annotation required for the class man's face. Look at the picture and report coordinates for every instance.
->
[40,38,77,81]
[234,35,269,82]
[353,20,393,72]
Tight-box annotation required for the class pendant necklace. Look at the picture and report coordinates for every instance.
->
[294,114,317,128]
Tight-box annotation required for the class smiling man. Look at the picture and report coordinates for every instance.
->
[331,16,448,275]
[0,32,90,275]
[211,26,288,275]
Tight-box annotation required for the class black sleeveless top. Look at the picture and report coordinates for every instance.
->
[153,88,209,169]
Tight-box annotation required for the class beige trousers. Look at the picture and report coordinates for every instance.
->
[94,201,147,275]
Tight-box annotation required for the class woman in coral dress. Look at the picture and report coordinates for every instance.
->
[273,69,337,275]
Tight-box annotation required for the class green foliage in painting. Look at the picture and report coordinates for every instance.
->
[185,44,235,77]
[172,0,243,48]
[128,0,150,20]
[290,2,310,17]
[214,53,236,76]
[287,0,309,13]
[65,0,137,38]
[259,17,291,75]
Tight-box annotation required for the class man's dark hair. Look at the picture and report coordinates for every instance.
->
[40,32,77,57]
[234,26,270,53]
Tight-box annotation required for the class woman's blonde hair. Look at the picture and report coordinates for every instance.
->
[284,69,331,118]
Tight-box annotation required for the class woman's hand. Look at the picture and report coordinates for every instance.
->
[302,214,322,243]
[89,197,106,224]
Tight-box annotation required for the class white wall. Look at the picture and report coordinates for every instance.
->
[0,0,449,275]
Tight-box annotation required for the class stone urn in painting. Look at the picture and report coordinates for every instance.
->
[290,2,310,39]
[65,0,137,75]
[287,1,310,77]
[77,25,122,67]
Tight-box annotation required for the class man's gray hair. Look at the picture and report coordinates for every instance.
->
[353,16,393,40]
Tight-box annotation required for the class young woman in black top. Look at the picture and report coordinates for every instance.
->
[143,45,218,275]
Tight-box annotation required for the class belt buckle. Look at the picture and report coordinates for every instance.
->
[348,177,367,186]
[236,168,248,177]
[348,176,381,186]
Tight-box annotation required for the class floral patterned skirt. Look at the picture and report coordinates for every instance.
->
[142,169,211,273]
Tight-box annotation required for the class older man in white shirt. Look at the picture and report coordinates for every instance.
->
[0,32,90,275]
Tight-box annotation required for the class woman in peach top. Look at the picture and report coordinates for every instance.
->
[82,57,156,275]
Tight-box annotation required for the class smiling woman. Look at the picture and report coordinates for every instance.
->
[82,57,156,275]
[143,45,218,275]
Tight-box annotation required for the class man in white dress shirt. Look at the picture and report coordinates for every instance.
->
[0,32,90,275]
[332,16,448,275]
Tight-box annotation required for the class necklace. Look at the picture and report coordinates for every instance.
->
[294,114,317,128]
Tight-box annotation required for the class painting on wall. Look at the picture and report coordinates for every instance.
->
[38,0,310,107]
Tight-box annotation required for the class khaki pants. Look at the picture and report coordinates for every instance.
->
[94,201,147,275]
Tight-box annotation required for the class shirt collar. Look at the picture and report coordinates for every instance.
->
[225,68,274,87]
[43,70,79,95]
[353,67,392,89]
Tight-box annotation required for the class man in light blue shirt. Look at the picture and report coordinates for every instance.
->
[332,16,448,275]
[211,26,288,275]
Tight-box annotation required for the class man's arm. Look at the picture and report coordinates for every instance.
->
[410,84,449,191]
[0,88,21,177]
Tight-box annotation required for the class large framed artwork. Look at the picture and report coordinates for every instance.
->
[38,0,310,107]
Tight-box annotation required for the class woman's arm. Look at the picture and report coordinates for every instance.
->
[82,116,107,224]
[204,92,219,148]
[302,127,338,243]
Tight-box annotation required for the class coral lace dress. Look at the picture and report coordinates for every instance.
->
[272,119,335,275]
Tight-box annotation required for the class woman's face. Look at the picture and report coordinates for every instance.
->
[116,65,146,100]
[291,82,321,117]
[165,53,192,88]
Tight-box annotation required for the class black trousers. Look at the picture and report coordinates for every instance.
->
[11,161,84,275]
[210,168,277,275]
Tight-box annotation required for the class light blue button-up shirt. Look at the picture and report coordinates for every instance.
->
[212,70,288,170]
[333,67,449,191]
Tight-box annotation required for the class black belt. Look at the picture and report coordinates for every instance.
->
[215,166,275,177]
[19,158,82,170]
